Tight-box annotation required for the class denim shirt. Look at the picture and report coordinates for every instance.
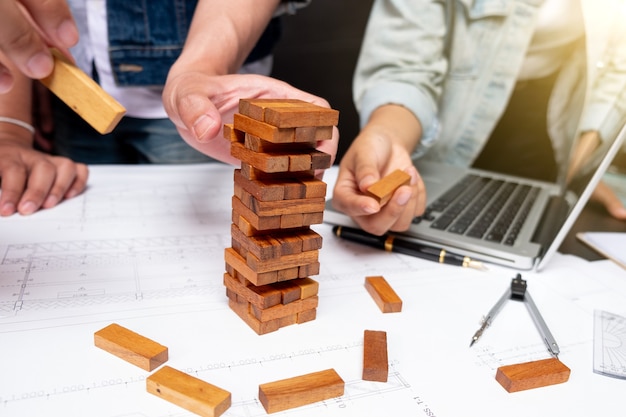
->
[106,0,310,86]
[354,0,626,170]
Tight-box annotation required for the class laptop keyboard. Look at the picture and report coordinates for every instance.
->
[414,174,540,246]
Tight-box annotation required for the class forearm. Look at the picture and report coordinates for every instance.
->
[0,51,34,145]
[362,104,423,154]
[170,0,281,76]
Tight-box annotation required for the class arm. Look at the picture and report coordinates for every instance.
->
[0,0,78,93]
[0,51,88,216]
[162,0,338,165]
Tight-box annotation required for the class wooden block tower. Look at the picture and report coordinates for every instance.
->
[224,98,338,334]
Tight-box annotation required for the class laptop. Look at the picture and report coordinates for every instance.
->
[324,122,626,271]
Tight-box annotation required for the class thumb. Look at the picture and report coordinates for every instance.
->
[178,93,223,143]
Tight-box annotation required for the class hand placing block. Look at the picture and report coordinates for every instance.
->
[39,49,126,134]
[94,323,168,371]
[258,368,345,413]
[366,169,411,206]
[495,358,570,393]
[365,276,403,313]
[147,366,231,417]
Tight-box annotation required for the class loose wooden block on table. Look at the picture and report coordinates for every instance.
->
[364,276,403,313]
[146,365,231,417]
[94,323,168,371]
[258,368,345,414]
[39,49,126,134]
[363,330,389,382]
[366,169,411,206]
[495,358,571,393]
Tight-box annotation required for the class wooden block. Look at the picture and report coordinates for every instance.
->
[495,358,571,393]
[223,272,282,309]
[298,261,320,278]
[231,141,290,173]
[240,162,315,182]
[146,366,231,417]
[228,297,281,335]
[223,123,244,142]
[295,277,319,299]
[258,369,344,413]
[231,223,282,260]
[232,196,282,231]
[225,247,278,286]
[39,49,126,134]
[362,330,388,382]
[364,276,403,313]
[94,323,168,371]
[251,296,319,322]
[297,308,317,323]
[310,150,333,170]
[234,169,286,201]
[244,132,315,153]
[240,190,326,217]
[239,98,339,128]
[234,113,295,143]
[246,248,319,274]
[366,169,411,206]
[294,125,334,142]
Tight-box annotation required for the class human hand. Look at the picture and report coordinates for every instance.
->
[162,72,338,166]
[332,130,427,235]
[0,0,78,93]
[591,179,626,220]
[0,139,88,216]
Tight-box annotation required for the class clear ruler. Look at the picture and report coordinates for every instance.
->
[594,309,626,379]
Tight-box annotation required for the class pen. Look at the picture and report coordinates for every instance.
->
[332,225,486,270]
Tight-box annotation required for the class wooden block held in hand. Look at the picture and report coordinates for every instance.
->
[258,368,345,413]
[363,330,388,382]
[94,323,168,371]
[495,358,571,393]
[364,276,402,313]
[39,49,126,134]
[366,169,411,206]
[147,365,231,417]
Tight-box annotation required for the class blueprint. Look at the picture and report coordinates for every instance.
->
[1,164,625,417]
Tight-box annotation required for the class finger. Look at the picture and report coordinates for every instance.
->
[63,163,89,199]
[19,0,78,49]
[0,162,27,216]
[594,181,626,220]
[168,87,223,143]
[0,65,15,94]
[17,159,55,215]
[40,158,79,208]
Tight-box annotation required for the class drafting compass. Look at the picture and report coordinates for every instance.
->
[469,274,560,357]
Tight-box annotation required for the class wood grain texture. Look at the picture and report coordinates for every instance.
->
[94,323,168,371]
[362,330,388,382]
[258,368,345,413]
[40,49,126,134]
[238,98,339,128]
[146,365,231,417]
[364,276,403,313]
[366,169,411,206]
[495,358,571,393]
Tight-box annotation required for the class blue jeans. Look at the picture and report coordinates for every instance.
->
[51,96,215,164]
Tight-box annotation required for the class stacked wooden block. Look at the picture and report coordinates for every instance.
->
[224,98,338,334]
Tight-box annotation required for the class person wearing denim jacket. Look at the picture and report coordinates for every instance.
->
[0,0,339,216]
[332,0,626,235]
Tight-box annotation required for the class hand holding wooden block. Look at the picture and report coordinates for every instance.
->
[39,49,126,134]
[366,169,411,206]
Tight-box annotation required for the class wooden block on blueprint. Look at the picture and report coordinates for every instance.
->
[495,358,571,393]
[258,368,345,414]
[234,113,295,143]
[225,247,278,286]
[228,296,281,335]
[251,296,319,322]
[40,49,126,134]
[362,330,389,382]
[364,276,403,313]
[94,323,168,371]
[147,365,231,417]
[366,169,411,206]
[231,141,289,173]
[223,272,282,309]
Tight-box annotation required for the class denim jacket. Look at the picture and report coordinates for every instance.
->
[354,0,626,169]
[106,0,310,86]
